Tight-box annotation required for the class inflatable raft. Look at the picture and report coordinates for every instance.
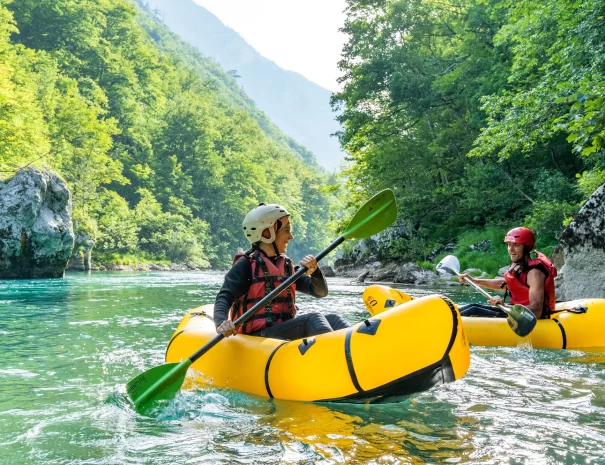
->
[165,295,470,403]
[363,285,605,350]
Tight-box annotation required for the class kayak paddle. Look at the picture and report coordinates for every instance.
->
[126,189,398,411]
[436,255,537,337]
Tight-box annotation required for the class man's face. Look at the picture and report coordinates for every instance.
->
[274,216,293,254]
[506,242,525,263]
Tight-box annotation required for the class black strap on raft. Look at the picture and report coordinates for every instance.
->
[551,305,588,315]
[552,319,567,349]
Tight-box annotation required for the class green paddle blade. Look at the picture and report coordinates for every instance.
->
[126,360,192,410]
[343,189,397,240]
[507,305,537,337]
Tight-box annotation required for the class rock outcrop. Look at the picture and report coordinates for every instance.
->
[334,260,440,285]
[320,265,335,277]
[0,168,74,278]
[393,263,438,285]
[67,230,95,271]
[556,183,605,300]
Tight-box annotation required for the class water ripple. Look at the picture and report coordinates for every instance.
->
[0,273,604,464]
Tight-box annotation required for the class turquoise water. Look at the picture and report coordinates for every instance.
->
[1,272,604,464]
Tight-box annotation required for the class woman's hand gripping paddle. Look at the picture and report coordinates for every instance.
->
[126,189,398,411]
[436,255,537,337]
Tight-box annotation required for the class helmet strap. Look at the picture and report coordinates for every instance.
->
[272,241,280,256]
[523,245,533,258]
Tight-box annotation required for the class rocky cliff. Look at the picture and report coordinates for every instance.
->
[0,168,74,279]
[556,183,605,300]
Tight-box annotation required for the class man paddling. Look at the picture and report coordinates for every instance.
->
[214,203,349,339]
[458,227,557,319]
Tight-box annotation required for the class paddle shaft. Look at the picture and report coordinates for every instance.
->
[459,274,514,315]
[187,235,346,364]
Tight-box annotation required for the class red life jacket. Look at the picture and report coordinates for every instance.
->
[503,251,557,317]
[230,249,296,334]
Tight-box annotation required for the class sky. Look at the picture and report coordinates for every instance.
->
[194,0,348,91]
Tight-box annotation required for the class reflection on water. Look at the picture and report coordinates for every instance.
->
[0,273,604,464]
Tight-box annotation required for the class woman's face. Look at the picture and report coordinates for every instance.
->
[274,216,293,254]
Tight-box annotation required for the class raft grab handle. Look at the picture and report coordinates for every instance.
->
[298,337,317,355]
[357,319,381,336]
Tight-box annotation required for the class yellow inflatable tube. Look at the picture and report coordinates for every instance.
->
[363,285,605,350]
[165,295,470,403]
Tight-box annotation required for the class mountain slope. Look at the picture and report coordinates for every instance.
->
[3,0,334,266]
[147,0,344,171]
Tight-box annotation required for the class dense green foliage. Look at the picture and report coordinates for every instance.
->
[0,0,334,266]
[333,0,605,261]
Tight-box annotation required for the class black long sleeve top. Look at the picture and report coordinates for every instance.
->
[213,251,328,329]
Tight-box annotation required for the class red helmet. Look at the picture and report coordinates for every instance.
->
[504,227,535,248]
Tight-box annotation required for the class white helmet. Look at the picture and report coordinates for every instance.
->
[242,204,291,244]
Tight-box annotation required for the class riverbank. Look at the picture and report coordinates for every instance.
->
[85,262,206,272]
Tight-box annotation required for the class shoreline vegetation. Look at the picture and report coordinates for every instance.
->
[80,226,522,279]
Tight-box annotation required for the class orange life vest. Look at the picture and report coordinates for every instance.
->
[230,250,296,334]
[503,251,557,317]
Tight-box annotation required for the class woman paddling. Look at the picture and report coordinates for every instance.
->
[214,203,349,339]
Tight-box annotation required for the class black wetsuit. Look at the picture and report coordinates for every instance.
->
[214,250,349,340]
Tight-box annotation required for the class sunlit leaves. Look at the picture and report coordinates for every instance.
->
[471,0,605,160]
[335,0,601,257]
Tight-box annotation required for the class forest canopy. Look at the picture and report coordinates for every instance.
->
[333,0,605,259]
[0,0,335,266]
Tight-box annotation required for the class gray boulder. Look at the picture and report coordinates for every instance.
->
[0,168,74,278]
[320,265,335,277]
[353,270,370,283]
[556,183,605,300]
[371,262,399,282]
[67,230,95,271]
[394,263,438,284]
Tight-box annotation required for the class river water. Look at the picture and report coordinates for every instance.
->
[0,271,603,464]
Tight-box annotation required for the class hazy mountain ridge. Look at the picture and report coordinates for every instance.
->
[146,0,344,170]
[134,0,319,168]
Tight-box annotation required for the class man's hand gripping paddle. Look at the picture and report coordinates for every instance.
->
[436,255,537,337]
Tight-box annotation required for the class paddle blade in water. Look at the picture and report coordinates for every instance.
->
[126,360,191,410]
[343,189,397,240]
[507,304,537,337]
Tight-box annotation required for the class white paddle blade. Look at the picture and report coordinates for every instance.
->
[436,255,461,275]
